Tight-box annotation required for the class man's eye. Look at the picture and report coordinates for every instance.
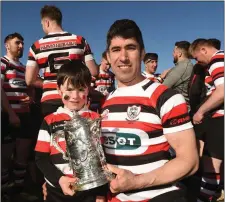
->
[79,88,85,91]
[67,88,73,91]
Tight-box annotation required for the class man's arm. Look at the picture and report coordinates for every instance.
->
[193,84,224,123]
[85,59,99,77]
[107,128,199,193]
[25,66,43,88]
[162,63,187,87]
[1,87,20,126]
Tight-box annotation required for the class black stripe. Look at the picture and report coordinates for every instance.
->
[208,57,224,67]
[50,153,69,164]
[123,183,174,194]
[42,88,57,93]
[142,80,154,91]
[44,76,57,80]
[105,151,170,166]
[43,33,72,39]
[147,129,164,138]
[212,72,224,80]
[163,113,190,128]
[201,181,219,191]
[156,88,178,114]
[4,88,27,93]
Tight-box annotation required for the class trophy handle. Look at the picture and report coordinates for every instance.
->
[52,130,69,161]
[90,118,116,180]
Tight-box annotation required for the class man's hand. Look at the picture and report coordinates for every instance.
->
[59,176,78,196]
[160,68,171,79]
[21,96,33,106]
[42,182,47,200]
[193,110,204,124]
[107,164,136,193]
[8,111,20,127]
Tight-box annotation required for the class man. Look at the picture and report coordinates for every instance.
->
[1,33,33,195]
[101,19,198,202]
[90,51,115,112]
[142,53,162,82]
[160,41,194,109]
[25,5,99,117]
[189,38,224,202]
[42,19,199,202]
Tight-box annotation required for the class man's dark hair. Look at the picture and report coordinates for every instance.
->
[106,19,144,51]
[175,41,191,58]
[208,38,221,50]
[143,53,158,63]
[4,32,24,43]
[41,5,62,26]
[102,51,107,60]
[57,60,91,89]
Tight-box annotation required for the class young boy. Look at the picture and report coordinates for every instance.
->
[35,60,107,202]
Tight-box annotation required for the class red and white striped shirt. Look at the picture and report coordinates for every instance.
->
[101,79,193,201]
[207,50,224,118]
[35,106,99,187]
[26,32,94,104]
[1,56,29,113]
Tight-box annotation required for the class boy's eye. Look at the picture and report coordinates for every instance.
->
[67,88,74,91]
[79,88,85,91]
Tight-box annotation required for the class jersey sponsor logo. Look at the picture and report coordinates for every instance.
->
[103,132,141,150]
[8,78,26,88]
[40,41,76,51]
[169,115,190,126]
[126,105,141,121]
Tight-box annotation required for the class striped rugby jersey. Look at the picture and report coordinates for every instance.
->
[35,106,99,187]
[94,69,115,94]
[1,56,29,113]
[26,32,94,104]
[207,50,224,118]
[101,79,193,202]
[142,71,163,83]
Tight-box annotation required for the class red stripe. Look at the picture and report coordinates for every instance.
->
[39,39,82,47]
[50,141,66,155]
[41,94,61,103]
[161,103,189,124]
[35,141,50,152]
[102,121,162,131]
[149,85,168,108]
[70,54,84,60]
[142,142,170,155]
[37,57,48,65]
[210,54,224,62]
[45,113,71,125]
[43,83,57,89]
[102,97,151,108]
[44,72,57,78]
[211,66,224,80]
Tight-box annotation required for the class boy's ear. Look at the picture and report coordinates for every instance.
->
[57,86,62,96]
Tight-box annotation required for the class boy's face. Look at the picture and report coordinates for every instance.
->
[57,79,89,111]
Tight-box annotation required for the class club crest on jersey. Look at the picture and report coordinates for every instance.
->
[126,105,141,121]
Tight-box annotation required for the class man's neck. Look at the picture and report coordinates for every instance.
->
[177,57,189,63]
[6,53,19,62]
[47,26,64,34]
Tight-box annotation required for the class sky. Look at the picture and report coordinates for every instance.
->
[1,1,224,74]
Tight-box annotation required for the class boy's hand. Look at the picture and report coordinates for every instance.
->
[42,182,47,200]
[96,196,106,202]
[59,176,78,196]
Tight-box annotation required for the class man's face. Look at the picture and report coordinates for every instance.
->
[144,59,158,74]
[107,37,144,87]
[173,46,180,64]
[5,37,24,58]
[57,79,89,111]
[192,47,209,65]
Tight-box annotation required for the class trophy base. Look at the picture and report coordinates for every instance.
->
[75,176,108,191]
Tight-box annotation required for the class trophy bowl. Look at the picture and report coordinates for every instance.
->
[52,111,114,191]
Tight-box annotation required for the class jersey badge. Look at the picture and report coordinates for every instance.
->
[126,105,141,121]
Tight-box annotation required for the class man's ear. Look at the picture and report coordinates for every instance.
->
[5,43,9,51]
[141,49,145,61]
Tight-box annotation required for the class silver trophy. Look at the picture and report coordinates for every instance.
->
[52,111,115,191]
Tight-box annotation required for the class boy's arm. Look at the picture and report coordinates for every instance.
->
[35,120,64,187]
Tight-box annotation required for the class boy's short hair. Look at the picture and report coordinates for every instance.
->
[57,60,91,89]
[106,19,144,51]
[143,53,158,63]
[4,32,24,43]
